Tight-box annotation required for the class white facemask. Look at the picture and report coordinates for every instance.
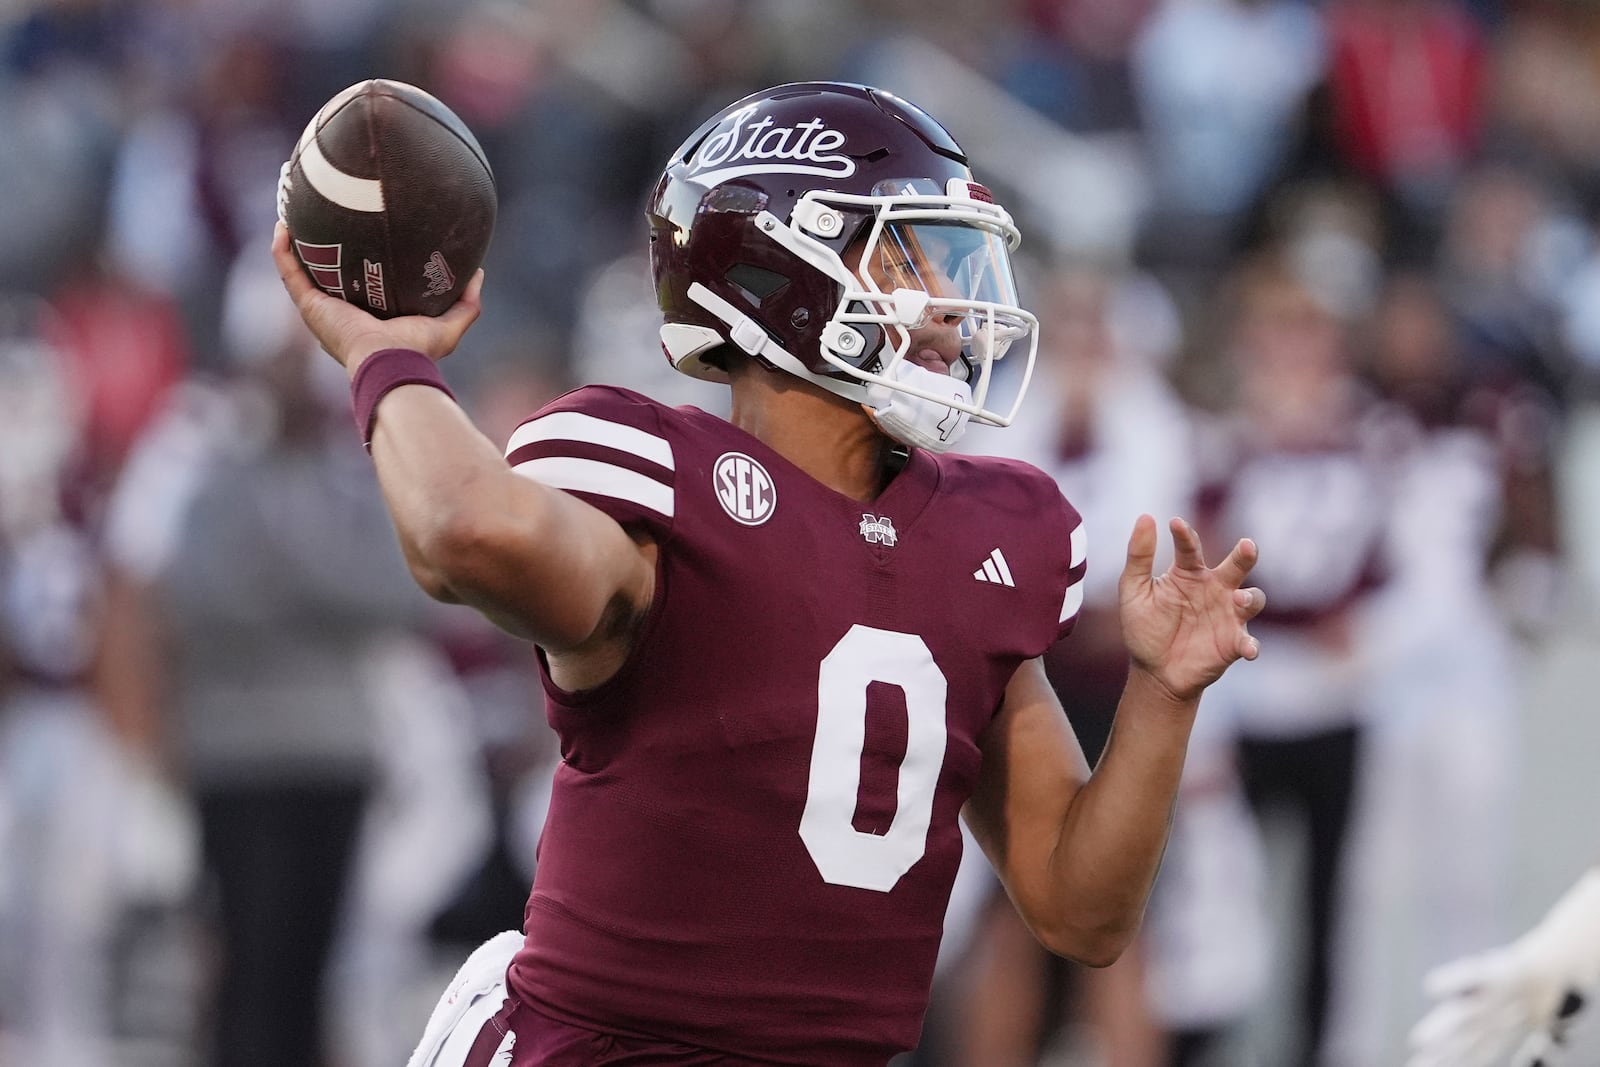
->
[863,359,972,453]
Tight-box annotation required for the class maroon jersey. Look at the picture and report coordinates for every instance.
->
[500,386,1084,1065]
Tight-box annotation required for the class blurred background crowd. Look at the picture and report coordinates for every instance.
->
[3,0,1600,1065]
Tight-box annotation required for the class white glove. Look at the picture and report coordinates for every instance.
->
[1408,869,1600,1067]
[863,359,972,453]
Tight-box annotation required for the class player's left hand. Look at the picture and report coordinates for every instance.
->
[1117,514,1262,703]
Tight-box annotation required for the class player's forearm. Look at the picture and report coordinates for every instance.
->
[367,382,511,563]
[1045,666,1197,964]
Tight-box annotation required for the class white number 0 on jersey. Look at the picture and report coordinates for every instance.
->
[799,624,949,892]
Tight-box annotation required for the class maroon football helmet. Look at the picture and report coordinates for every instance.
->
[647,82,1038,436]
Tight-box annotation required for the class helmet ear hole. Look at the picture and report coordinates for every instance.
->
[724,263,789,304]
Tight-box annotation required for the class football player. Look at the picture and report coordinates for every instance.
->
[272,81,1264,1067]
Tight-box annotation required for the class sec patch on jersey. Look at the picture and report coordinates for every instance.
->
[277,79,496,319]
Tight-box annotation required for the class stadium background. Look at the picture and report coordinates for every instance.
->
[2,0,1600,1064]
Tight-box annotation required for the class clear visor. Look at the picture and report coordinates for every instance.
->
[855,220,1029,365]
[870,221,1019,314]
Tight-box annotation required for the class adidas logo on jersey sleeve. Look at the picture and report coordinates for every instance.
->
[972,548,1014,587]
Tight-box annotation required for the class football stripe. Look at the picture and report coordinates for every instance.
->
[511,456,674,518]
[1069,523,1087,568]
[1059,576,1084,624]
[506,412,674,471]
[300,133,385,213]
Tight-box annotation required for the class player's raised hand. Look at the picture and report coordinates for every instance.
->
[272,222,483,370]
[1117,514,1262,703]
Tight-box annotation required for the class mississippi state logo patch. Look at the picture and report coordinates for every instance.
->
[713,451,776,526]
[859,513,897,546]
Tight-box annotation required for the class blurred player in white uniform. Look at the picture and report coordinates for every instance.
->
[1335,271,1523,1064]
[1196,254,1388,1067]
[0,296,132,1063]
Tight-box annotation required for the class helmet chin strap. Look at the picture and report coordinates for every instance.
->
[687,282,866,406]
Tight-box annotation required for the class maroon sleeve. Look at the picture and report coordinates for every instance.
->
[974,456,1087,651]
[502,385,677,545]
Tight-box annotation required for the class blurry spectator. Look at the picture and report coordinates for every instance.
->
[44,256,189,500]
[1141,705,1270,1067]
[329,629,496,1067]
[1557,217,1600,604]
[1195,253,1388,1067]
[1485,0,1600,204]
[1434,164,1569,630]
[999,0,1154,134]
[419,4,664,353]
[1324,0,1489,257]
[100,246,433,1067]
[1332,270,1522,1062]
[1437,164,1573,401]
[0,2,123,294]
[0,293,125,1063]
[1131,0,1326,264]
[106,24,299,365]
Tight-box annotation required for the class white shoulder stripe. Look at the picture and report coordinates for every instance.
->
[506,411,674,470]
[299,134,385,213]
[1069,523,1087,569]
[1059,577,1084,624]
[512,456,674,518]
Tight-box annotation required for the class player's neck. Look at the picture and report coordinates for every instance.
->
[729,368,895,503]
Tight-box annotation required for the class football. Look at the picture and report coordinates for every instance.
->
[277,79,496,319]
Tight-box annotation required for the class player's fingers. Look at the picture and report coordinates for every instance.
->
[1213,536,1258,588]
[272,222,320,308]
[1423,953,1500,999]
[1410,995,1490,1052]
[1513,1029,1561,1067]
[1232,586,1266,620]
[1170,516,1205,570]
[1433,999,1528,1067]
[1119,514,1157,589]
[1237,626,1260,661]
[1410,1022,1512,1067]
[437,269,485,334]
